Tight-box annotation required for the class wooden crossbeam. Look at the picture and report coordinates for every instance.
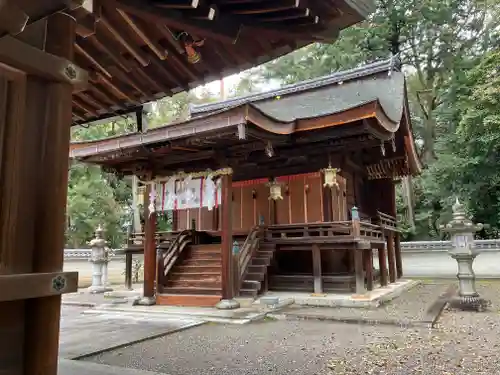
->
[0,36,88,91]
[114,0,242,44]
[0,272,78,302]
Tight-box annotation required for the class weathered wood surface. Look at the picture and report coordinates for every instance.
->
[0,272,78,301]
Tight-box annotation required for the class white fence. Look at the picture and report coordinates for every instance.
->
[400,239,500,278]
[63,249,143,287]
[63,239,500,285]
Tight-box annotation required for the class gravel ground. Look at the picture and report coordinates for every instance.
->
[83,281,500,375]
[278,281,449,324]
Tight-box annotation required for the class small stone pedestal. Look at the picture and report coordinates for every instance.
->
[216,299,240,310]
[87,225,113,294]
[440,199,489,312]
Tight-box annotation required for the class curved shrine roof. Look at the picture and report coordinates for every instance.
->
[70,57,421,178]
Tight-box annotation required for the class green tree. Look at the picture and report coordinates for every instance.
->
[259,0,500,165]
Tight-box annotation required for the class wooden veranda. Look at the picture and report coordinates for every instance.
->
[0,0,374,373]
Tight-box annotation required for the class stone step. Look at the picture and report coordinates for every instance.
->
[242,280,260,291]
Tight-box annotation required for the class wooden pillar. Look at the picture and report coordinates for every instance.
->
[0,13,84,375]
[363,249,374,291]
[141,183,157,304]
[312,244,323,294]
[395,233,403,279]
[221,173,234,300]
[322,185,333,222]
[387,234,397,283]
[377,245,388,287]
[354,250,365,294]
[125,252,133,290]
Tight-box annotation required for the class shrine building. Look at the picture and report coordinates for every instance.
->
[71,57,421,307]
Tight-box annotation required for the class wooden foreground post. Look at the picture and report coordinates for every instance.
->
[0,13,86,375]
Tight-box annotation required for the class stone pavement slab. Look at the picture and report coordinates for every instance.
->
[268,281,451,327]
[59,306,204,359]
[59,359,165,375]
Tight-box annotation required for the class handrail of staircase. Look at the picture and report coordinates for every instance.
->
[156,229,194,291]
[238,225,263,279]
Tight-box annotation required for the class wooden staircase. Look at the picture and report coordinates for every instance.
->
[238,241,276,298]
[158,243,222,307]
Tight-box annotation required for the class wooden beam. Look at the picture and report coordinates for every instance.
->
[99,13,150,67]
[0,36,88,91]
[0,0,29,34]
[116,9,168,60]
[221,172,234,299]
[154,0,200,9]
[114,0,242,44]
[0,272,78,302]
[0,0,70,38]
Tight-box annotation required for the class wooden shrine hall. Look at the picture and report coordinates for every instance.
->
[71,57,422,307]
[0,0,375,373]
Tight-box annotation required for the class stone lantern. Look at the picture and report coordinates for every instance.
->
[87,225,112,294]
[440,198,489,311]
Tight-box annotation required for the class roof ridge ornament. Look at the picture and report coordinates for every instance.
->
[388,53,402,76]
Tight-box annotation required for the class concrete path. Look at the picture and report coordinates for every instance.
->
[59,359,165,375]
[59,306,204,359]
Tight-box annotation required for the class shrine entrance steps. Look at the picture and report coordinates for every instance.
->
[239,243,277,298]
[157,244,222,307]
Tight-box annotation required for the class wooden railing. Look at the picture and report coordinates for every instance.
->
[156,229,194,292]
[375,211,399,232]
[127,231,178,246]
[265,220,384,242]
[238,226,263,279]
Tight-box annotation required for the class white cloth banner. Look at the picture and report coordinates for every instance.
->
[155,176,222,211]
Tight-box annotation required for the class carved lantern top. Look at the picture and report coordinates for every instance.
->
[440,198,483,256]
[89,225,106,248]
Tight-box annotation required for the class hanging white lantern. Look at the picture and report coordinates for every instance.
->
[267,179,283,201]
[203,174,216,211]
[321,165,340,189]
[137,186,145,206]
